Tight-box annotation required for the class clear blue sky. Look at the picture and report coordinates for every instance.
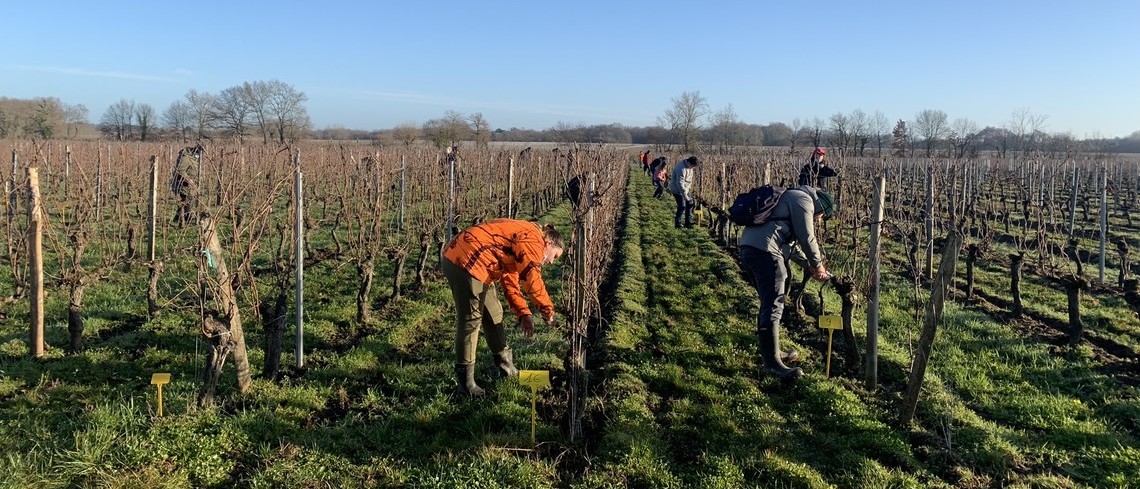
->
[3,0,1137,138]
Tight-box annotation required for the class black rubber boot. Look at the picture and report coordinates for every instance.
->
[456,364,485,396]
[494,349,519,378]
[760,327,802,381]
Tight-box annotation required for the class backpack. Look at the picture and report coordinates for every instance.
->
[727,185,787,226]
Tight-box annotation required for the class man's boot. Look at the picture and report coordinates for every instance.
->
[760,327,802,381]
[456,364,485,396]
[494,349,519,378]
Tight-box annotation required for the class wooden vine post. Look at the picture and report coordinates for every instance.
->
[1068,166,1079,237]
[294,153,305,369]
[447,149,456,243]
[568,172,594,443]
[28,167,44,358]
[197,216,253,406]
[1099,163,1107,284]
[398,154,406,231]
[901,232,962,425]
[507,157,515,218]
[147,155,161,318]
[866,175,886,389]
[924,160,934,281]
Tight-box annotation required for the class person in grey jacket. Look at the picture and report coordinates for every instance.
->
[738,185,835,381]
[669,156,699,228]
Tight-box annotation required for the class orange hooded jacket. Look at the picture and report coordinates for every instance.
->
[442,219,555,319]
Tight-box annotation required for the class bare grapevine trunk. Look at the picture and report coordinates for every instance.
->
[1066,277,1088,347]
[965,244,978,300]
[261,284,289,380]
[356,258,375,323]
[416,232,431,287]
[67,280,86,352]
[200,316,234,408]
[147,261,163,318]
[832,276,861,370]
[1010,252,1025,316]
[1117,239,1130,288]
[390,249,407,300]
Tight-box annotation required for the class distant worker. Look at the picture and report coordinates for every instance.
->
[641,149,652,174]
[669,156,699,228]
[738,185,836,381]
[798,147,837,186]
[650,156,668,199]
[442,219,564,396]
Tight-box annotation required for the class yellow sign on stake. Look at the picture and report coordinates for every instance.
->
[151,373,171,416]
[519,370,550,446]
[818,315,842,378]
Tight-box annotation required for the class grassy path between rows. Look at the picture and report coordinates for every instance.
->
[582,172,1139,488]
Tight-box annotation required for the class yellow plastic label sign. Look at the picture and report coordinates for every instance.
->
[151,373,172,417]
[519,370,550,389]
[819,315,843,330]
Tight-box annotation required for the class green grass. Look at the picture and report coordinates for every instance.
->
[1,165,1138,488]
[0,197,579,487]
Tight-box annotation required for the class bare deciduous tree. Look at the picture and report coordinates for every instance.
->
[242,81,273,143]
[849,109,869,156]
[914,109,949,156]
[266,80,309,143]
[1007,107,1049,156]
[185,89,216,140]
[829,112,850,155]
[808,117,826,148]
[163,100,194,141]
[100,98,135,141]
[949,118,979,159]
[423,111,471,149]
[214,86,252,142]
[708,104,743,152]
[468,112,490,149]
[659,90,708,152]
[870,110,890,156]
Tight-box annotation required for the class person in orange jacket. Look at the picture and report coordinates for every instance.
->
[441,219,565,396]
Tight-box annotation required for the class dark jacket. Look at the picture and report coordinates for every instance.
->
[797,161,837,186]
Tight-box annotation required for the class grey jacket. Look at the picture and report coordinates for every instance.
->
[669,160,694,200]
[738,186,825,268]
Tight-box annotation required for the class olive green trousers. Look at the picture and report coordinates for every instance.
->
[442,258,509,365]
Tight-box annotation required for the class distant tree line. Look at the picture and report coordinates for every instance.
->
[5,88,1140,155]
[0,81,304,144]
[0,97,88,140]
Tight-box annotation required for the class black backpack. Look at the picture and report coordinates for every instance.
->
[727,185,787,226]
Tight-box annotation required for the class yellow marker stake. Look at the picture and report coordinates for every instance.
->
[151,373,171,416]
[519,370,550,446]
[818,316,843,378]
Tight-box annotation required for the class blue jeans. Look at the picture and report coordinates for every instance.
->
[672,193,694,226]
[739,245,787,338]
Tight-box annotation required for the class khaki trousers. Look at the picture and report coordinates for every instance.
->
[442,258,508,365]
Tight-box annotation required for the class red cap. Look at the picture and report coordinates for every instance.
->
[813,147,827,155]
